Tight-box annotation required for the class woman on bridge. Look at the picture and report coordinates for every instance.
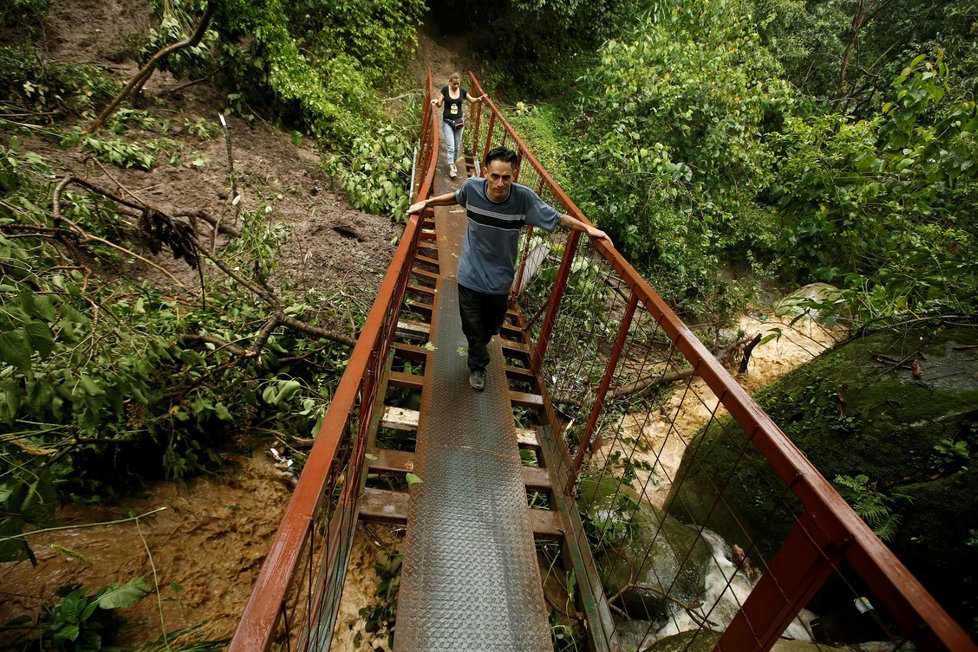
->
[431,73,485,178]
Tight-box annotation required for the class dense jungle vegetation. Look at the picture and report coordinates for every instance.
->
[1,0,976,643]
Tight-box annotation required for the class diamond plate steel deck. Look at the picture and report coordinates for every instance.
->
[393,187,551,651]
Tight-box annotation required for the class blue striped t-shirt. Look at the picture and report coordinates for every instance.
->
[455,177,561,295]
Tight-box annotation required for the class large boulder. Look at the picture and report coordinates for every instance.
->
[664,323,978,636]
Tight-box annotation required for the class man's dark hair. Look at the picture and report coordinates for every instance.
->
[485,146,518,167]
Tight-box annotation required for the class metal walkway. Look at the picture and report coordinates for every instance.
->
[393,184,551,648]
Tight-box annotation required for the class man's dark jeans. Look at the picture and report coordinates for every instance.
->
[457,284,509,372]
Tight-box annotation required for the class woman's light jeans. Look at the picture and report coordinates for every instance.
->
[441,121,463,167]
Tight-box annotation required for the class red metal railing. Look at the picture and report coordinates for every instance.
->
[228,71,439,651]
[461,72,975,651]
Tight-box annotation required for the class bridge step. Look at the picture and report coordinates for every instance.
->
[380,406,540,449]
[395,319,429,342]
[390,342,428,362]
[366,447,551,491]
[360,487,563,540]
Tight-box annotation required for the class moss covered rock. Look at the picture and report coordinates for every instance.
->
[664,323,978,634]
[577,473,713,619]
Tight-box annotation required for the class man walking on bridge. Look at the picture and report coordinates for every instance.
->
[408,146,611,391]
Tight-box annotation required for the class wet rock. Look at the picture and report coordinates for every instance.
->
[577,473,712,619]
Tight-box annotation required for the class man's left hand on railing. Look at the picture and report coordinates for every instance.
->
[559,213,614,249]
[408,191,458,217]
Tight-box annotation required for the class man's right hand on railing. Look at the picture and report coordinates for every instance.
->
[407,191,458,217]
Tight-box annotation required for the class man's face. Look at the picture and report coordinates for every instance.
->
[485,160,515,202]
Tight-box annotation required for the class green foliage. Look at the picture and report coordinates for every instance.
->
[767,55,978,320]
[748,0,849,102]
[215,0,419,140]
[0,142,352,558]
[183,117,218,141]
[580,490,637,552]
[0,471,57,563]
[506,102,573,191]
[140,0,221,79]
[750,0,978,112]
[292,0,427,85]
[437,0,632,97]
[7,578,152,650]
[570,0,793,317]
[0,0,49,33]
[323,124,415,218]
[356,552,401,648]
[0,47,118,121]
[78,0,425,219]
[205,0,423,217]
[550,609,584,651]
[933,433,972,474]
[833,473,907,542]
[67,132,177,170]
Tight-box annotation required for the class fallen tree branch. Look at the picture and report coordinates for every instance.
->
[174,209,240,238]
[555,334,755,408]
[278,313,356,348]
[0,507,167,544]
[180,333,252,357]
[49,175,358,362]
[88,0,219,133]
[607,576,717,629]
[52,176,188,286]
[738,333,763,374]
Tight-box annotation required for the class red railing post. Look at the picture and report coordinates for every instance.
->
[717,510,844,651]
[471,96,482,163]
[566,290,638,494]
[483,112,496,164]
[531,230,579,373]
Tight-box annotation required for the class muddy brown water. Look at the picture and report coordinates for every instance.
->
[0,454,292,648]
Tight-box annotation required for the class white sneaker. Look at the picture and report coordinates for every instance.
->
[449,164,457,178]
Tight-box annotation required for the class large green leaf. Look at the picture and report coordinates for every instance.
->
[96,576,152,609]
[0,328,32,371]
[25,320,55,359]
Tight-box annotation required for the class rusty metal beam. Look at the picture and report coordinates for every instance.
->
[718,510,844,651]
